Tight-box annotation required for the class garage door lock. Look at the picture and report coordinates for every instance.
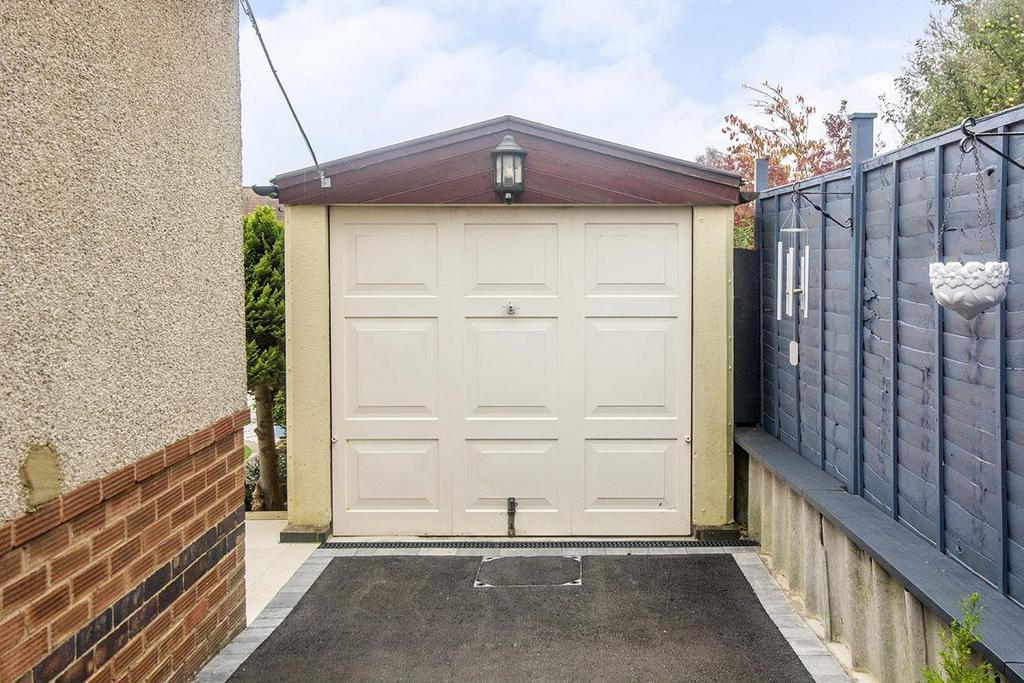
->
[507,497,518,536]
[504,300,518,315]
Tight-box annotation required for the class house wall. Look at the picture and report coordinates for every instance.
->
[0,1,246,679]
[283,204,735,533]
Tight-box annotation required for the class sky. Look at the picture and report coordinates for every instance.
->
[240,0,937,184]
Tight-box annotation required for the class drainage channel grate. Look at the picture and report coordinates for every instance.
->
[319,539,759,549]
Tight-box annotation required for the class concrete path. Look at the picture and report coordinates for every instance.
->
[243,519,318,624]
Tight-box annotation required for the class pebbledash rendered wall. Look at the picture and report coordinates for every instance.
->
[1,2,246,681]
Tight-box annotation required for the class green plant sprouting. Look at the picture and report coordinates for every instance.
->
[922,593,994,683]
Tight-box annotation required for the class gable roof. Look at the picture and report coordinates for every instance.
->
[275,115,744,206]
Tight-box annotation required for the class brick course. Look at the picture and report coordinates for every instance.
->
[0,409,249,682]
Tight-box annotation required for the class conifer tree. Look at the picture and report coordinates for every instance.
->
[243,206,285,510]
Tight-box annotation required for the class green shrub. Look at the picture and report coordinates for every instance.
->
[922,593,994,683]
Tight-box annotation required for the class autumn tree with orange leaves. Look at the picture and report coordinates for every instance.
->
[698,82,855,247]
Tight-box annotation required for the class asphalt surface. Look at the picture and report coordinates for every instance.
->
[229,554,813,682]
[475,556,581,586]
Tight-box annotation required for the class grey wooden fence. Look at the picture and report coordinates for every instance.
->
[756,104,1024,603]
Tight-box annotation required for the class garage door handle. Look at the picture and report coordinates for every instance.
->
[504,301,518,315]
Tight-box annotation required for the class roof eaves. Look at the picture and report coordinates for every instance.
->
[275,115,742,189]
[274,115,512,184]
[504,116,743,186]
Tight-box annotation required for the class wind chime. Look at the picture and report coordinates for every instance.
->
[777,193,809,366]
[928,119,1013,320]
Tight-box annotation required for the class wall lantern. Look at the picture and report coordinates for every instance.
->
[492,134,526,203]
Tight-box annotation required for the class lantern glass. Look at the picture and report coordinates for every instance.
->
[502,154,515,184]
[513,156,522,183]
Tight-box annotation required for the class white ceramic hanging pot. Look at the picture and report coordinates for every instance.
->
[928,261,1010,320]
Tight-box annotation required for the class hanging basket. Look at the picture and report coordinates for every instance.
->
[928,261,1010,320]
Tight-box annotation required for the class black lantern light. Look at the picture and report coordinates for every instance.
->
[492,134,526,203]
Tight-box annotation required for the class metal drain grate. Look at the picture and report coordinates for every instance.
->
[319,539,758,549]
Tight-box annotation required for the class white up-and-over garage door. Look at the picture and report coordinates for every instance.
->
[329,206,692,536]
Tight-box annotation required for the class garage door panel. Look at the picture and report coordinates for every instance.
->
[583,439,678,511]
[464,440,559,511]
[345,318,438,418]
[345,439,440,511]
[343,223,438,297]
[584,318,677,418]
[455,438,568,534]
[464,223,558,296]
[584,224,678,296]
[466,318,557,417]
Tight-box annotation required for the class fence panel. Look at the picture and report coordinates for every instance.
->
[862,164,895,512]
[754,104,1024,603]
[796,193,824,466]
[1001,119,1024,598]
[822,177,854,484]
[938,141,1003,583]
[894,151,941,542]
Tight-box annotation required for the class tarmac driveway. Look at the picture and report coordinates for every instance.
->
[208,552,837,682]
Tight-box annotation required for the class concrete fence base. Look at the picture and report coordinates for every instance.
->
[748,458,954,683]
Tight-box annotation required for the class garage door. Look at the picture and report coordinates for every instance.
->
[329,206,692,536]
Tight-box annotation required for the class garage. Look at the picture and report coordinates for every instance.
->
[275,116,743,538]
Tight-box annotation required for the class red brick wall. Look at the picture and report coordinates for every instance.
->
[0,409,249,682]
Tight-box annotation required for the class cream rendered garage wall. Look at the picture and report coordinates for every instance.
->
[691,205,735,526]
[283,205,332,533]
[283,204,734,534]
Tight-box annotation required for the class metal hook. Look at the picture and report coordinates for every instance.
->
[958,115,1024,172]
[959,117,978,154]
[791,183,852,231]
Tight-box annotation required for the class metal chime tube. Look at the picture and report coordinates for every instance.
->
[802,245,810,318]
[786,247,795,318]
[776,241,783,321]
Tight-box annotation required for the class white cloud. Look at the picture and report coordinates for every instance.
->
[240,1,917,183]
[717,26,909,151]
[240,0,717,182]
[531,0,684,59]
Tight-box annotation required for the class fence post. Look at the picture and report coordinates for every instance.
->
[818,182,827,472]
[775,194,783,439]
[889,160,900,519]
[934,145,946,551]
[996,126,1009,591]
[848,112,876,496]
[754,158,769,194]
[755,159,769,430]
